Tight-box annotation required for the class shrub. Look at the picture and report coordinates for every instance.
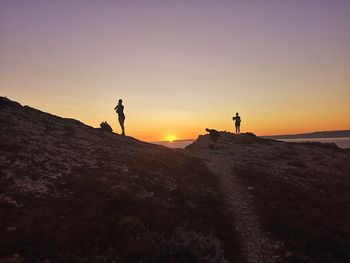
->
[152,227,228,263]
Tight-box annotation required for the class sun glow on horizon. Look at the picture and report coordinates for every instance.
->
[165,135,177,142]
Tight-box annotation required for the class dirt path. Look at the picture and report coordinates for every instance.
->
[189,151,282,263]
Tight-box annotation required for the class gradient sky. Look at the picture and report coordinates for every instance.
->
[1,0,350,141]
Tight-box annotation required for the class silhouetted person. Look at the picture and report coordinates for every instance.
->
[100,121,113,132]
[205,128,220,142]
[232,113,241,134]
[114,99,125,136]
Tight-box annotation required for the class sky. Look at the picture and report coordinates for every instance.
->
[1,0,350,141]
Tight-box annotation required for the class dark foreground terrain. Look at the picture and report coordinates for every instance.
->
[1,97,350,263]
[0,97,240,262]
[186,132,350,263]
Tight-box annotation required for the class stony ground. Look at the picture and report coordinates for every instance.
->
[0,97,242,262]
[185,132,350,263]
[1,96,350,263]
[186,151,282,263]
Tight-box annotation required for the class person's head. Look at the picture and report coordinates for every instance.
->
[236,112,239,116]
[205,128,209,132]
[118,99,123,104]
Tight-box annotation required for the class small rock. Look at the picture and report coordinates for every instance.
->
[273,243,280,250]
[285,251,294,258]
[6,227,16,232]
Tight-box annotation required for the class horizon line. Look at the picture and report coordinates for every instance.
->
[152,129,350,143]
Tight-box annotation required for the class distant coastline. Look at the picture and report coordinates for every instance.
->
[153,130,350,143]
[154,130,350,149]
[262,130,350,139]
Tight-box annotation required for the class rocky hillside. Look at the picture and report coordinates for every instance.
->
[185,132,350,263]
[1,97,350,263]
[0,97,241,262]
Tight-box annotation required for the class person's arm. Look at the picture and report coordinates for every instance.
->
[114,105,118,110]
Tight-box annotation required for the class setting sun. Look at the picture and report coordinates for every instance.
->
[165,135,177,142]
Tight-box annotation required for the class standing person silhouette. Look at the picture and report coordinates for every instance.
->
[114,99,125,136]
[232,112,241,134]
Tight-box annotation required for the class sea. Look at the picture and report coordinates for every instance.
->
[154,140,194,149]
[154,137,350,149]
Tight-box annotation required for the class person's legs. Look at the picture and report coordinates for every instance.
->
[118,116,125,135]
[238,125,240,134]
[235,125,238,134]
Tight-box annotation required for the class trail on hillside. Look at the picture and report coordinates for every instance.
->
[188,151,282,263]
[0,97,243,262]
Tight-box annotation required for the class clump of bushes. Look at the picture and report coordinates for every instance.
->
[152,227,228,263]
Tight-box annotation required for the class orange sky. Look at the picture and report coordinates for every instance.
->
[1,1,350,141]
